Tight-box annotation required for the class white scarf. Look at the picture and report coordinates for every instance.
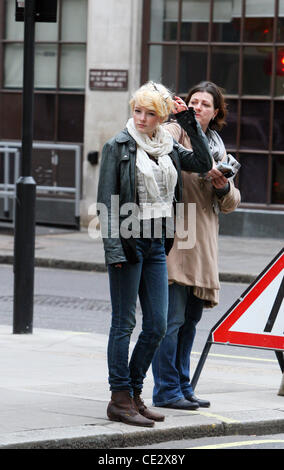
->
[126,118,177,200]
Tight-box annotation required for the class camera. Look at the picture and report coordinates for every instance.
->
[216,162,235,178]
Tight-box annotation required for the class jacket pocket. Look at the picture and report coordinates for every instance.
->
[120,236,139,264]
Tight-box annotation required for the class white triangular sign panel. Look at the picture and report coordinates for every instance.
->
[212,249,284,350]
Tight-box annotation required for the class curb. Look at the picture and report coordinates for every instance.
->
[1,418,284,449]
[0,255,255,283]
[0,255,107,273]
[219,272,255,284]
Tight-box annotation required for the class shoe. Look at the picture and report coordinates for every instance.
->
[158,398,199,410]
[133,390,165,422]
[185,393,210,408]
[107,391,155,427]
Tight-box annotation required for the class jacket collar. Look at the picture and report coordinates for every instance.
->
[115,128,179,152]
[115,128,134,144]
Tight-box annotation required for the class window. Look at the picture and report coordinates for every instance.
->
[243,46,272,95]
[143,0,284,207]
[211,46,239,93]
[272,155,284,203]
[179,45,208,93]
[212,0,241,42]
[181,0,210,42]
[239,153,268,203]
[0,0,87,143]
[240,100,270,150]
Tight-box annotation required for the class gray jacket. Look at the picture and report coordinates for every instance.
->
[97,109,212,265]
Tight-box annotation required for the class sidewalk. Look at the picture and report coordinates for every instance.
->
[0,225,283,282]
[1,324,284,450]
[0,227,283,449]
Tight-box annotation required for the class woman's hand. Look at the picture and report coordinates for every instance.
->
[207,168,228,189]
[173,96,188,114]
[114,263,122,268]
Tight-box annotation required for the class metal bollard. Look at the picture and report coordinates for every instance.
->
[13,176,36,334]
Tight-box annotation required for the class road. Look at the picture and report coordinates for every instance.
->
[121,433,284,449]
[0,264,248,338]
[0,264,278,362]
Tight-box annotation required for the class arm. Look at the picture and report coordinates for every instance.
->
[217,179,241,214]
[175,108,213,173]
[208,162,230,196]
[97,141,127,265]
[163,121,182,142]
[208,154,241,213]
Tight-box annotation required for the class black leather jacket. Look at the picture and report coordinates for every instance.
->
[97,109,212,265]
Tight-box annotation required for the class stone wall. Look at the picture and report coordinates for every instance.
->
[80,0,142,226]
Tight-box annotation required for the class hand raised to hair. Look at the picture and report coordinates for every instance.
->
[172,96,188,114]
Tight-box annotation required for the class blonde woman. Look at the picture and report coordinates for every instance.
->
[97,81,212,427]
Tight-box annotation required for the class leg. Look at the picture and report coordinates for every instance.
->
[152,283,188,406]
[107,261,142,392]
[178,288,210,407]
[177,288,204,397]
[129,238,169,392]
[107,261,155,427]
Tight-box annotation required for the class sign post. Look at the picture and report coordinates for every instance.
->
[191,248,284,390]
[13,1,57,334]
[13,0,37,334]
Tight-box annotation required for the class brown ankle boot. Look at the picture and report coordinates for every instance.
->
[133,390,165,422]
[107,391,155,427]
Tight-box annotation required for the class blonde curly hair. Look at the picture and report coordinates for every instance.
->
[130,81,175,122]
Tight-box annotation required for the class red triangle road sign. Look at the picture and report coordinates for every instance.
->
[212,248,284,351]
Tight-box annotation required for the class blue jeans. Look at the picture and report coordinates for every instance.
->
[107,236,168,393]
[152,283,204,406]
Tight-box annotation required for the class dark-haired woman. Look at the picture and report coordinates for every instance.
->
[152,81,241,410]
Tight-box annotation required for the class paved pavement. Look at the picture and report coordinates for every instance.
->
[0,226,283,449]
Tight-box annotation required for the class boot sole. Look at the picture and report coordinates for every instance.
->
[158,404,199,410]
[108,414,155,427]
[141,413,165,422]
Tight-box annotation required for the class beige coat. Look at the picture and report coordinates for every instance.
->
[166,122,241,307]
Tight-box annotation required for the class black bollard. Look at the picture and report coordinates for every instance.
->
[13,176,36,334]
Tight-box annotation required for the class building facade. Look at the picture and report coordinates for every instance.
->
[0,0,283,236]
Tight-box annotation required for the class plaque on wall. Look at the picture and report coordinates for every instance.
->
[89,69,128,91]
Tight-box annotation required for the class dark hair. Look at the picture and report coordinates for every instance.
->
[184,81,227,131]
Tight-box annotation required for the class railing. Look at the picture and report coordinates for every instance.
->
[0,147,20,222]
[0,142,81,226]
